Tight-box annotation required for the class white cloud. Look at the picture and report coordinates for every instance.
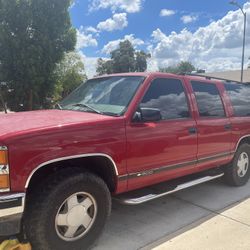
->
[85,26,99,34]
[89,0,143,13]
[160,9,175,17]
[148,2,250,73]
[70,2,75,9]
[102,34,144,54]
[181,15,198,24]
[97,13,128,32]
[76,29,98,50]
[77,51,101,78]
[70,0,81,9]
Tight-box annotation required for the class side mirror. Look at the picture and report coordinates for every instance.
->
[133,108,162,122]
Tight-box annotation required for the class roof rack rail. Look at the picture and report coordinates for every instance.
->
[182,73,243,84]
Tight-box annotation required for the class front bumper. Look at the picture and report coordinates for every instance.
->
[0,193,25,236]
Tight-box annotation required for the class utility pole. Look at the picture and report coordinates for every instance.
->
[229,1,247,83]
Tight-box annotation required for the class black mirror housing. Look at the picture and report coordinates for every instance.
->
[140,108,162,122]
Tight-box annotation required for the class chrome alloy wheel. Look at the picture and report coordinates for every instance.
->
[237,152,249,178]
[55,192,97,241]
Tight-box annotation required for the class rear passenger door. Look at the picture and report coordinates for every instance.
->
[190,81,232,167]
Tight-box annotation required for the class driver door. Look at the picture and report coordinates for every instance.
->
[126,77,198,190]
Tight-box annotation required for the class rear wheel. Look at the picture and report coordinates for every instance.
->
[24,171,111,250]
[224,143,250,186]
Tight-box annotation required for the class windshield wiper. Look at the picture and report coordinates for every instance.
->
[102,111,120,117]
[55,103,63,110]
[72,103,103,114]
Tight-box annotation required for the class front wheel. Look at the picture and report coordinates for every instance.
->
[224,143,250,186]
[24,171,111,250]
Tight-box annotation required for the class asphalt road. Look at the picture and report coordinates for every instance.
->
[92,178,250,250]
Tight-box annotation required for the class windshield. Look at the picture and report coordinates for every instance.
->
[60,76,145,116]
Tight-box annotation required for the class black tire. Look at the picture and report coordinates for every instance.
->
[24,171,111,250]
[224,143,250,186]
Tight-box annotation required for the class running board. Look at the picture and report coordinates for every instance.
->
[115,173,224,205]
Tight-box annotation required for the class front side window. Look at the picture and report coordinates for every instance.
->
[224,82,250,117]
[191,81,225,117]
[60,76,145,116]
[140,78,190,120]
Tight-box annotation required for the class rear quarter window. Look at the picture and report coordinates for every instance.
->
[224,82,250,117]
[191,81,226,118]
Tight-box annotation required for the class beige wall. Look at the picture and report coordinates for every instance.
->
[201,68,250,83]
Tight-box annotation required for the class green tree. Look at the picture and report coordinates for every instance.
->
[96,58,114,75]
[53,52,87,103]
[135,51,151,72]
[96,40,150,75]
[0,0,76,111]
[160,61,195,74]
[111,40,136,73]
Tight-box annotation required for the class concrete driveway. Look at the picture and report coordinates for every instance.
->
[93,179,250,250]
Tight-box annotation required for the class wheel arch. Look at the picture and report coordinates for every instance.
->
[235,135,250,151]
[25,154,119,193]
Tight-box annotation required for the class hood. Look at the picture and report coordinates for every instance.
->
[0,110,115,140]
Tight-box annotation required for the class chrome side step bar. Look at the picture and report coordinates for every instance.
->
[116,173,224,205]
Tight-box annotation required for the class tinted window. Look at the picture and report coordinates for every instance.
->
[224,82,250,117]
[140,78,190,120]
[191,81,225,117]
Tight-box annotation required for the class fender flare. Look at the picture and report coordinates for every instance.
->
[25,153,119,189]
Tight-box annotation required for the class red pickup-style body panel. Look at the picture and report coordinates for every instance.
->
[1,72,250,195]
[1,110,128,193]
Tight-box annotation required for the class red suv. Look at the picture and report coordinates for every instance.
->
[0,72,250,250]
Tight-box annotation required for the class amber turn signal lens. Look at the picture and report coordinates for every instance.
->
[0,150,8,165]
[0,174,10,189]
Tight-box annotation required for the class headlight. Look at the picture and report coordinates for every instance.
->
[0,146,10,192]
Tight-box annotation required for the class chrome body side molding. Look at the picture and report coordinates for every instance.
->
[119,151,233,181]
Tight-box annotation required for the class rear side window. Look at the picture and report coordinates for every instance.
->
[224,82,250,117]
[191,81,225,117]
[140,78,190,120]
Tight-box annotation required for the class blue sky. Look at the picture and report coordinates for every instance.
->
[70,0,250,77]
